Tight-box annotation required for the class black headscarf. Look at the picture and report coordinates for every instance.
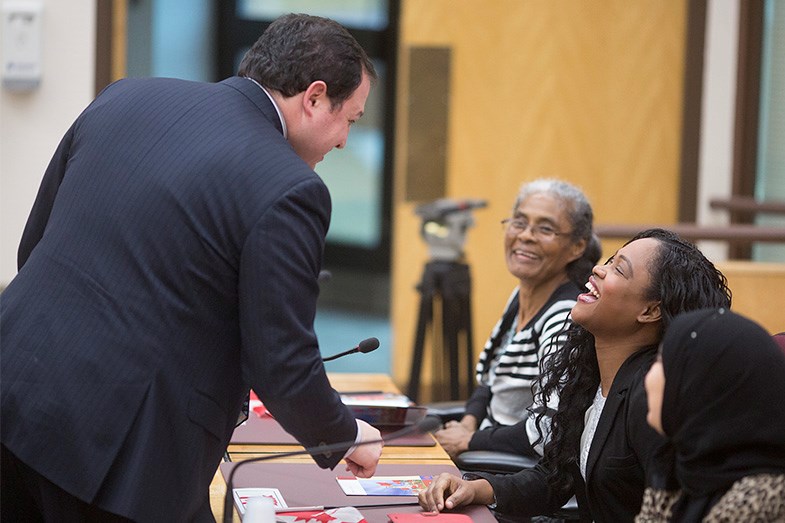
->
[660,308,785,501]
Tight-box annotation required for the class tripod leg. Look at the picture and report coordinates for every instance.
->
[443,263,475,399]
[461,269,475,396]
[442,291,462,400]
[407,269,436,403]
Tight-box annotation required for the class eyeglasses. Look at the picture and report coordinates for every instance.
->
[501,218,570,240]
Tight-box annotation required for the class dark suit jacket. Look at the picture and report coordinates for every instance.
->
[478,346,662,523]
[0,76,359,521]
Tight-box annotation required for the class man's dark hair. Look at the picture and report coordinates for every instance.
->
[238,13,377,108]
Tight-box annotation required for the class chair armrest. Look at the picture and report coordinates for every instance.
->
[424,400,466,423]
[454,450,539,474]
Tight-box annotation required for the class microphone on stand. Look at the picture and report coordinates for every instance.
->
[322,337,380,362]
[241,338,379,422]
[230,338,382,455]
[222,415,442,523]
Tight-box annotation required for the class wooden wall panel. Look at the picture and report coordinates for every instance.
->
[716,261,785,335]
[392,0,689,395]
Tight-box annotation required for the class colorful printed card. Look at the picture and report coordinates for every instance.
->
[336,476,433,496]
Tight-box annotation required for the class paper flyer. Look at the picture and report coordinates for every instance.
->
[232,487,287,515]
[340,392,414,408]
[277,507,368,523]
[336,476,433,496]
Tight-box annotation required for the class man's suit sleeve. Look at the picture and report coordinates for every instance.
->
[17,123,76,269]
[238,176,357,468]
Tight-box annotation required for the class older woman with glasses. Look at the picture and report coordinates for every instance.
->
[435,179,600,460]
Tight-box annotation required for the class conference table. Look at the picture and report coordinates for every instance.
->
[209,374,495,522]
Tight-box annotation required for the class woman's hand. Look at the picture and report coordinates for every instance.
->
[418,473,494,513]
[434,417,477,458]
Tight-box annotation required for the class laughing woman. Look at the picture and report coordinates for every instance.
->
[638,308,785,522]
[418,229,732,523]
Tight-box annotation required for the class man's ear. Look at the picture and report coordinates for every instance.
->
[302,80,328,115]
[638,301,662,325]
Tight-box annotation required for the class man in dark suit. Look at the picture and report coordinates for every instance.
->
[1,13,382,521]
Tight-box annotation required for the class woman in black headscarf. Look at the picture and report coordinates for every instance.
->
[639,308,785,522]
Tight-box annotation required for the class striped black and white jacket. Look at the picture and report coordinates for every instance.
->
[466,281,581,456]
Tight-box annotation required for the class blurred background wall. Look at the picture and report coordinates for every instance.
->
[392,0,689,396]
[1,0,782,400]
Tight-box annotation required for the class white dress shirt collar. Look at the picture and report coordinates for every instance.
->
[244,77,288,138]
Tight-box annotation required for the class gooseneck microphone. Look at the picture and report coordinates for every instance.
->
[322,337,380,362]
[222,415,441,523]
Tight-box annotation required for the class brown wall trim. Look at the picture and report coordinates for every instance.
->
[95,0,113,95]
[732,0,764,199]
[678,0,708,223]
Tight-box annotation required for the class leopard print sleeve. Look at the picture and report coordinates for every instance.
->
[635,487,679,523]
[636,474,785,522]
[704,473,785,523]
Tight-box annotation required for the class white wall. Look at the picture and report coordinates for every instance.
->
[0,0,96,286]
[696,0,740,261]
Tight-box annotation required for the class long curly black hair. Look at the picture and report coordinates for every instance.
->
[532,228,732,494]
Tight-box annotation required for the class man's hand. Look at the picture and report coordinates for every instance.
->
[418,473,494,513]
[434,420,475,459]
[344,419,383,477]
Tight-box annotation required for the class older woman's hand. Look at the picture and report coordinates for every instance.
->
[434,421,475,459]
[418,473,495,513]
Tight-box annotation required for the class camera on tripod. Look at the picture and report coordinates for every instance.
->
[415,198,487,262]
[408,197,486,402]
